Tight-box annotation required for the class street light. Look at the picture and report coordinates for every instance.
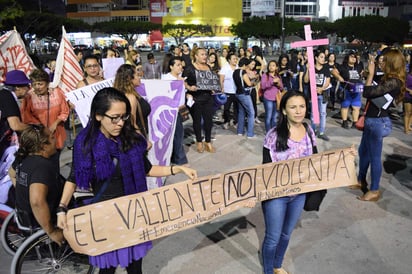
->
[281,0,285,53]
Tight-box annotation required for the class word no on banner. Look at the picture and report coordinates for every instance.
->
[64,147,357,256]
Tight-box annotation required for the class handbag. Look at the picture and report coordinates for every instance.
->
[303,123,327,212]
[355,101,370,131]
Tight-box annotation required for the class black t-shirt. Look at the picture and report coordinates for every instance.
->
[182,64,212,96]
[14,155,63,228]
[0,88,21,156]
[338,64,363,84]
[233,68,253,95]
[181,52,192,68]
[315,65,331,88]
[136,96,151,136]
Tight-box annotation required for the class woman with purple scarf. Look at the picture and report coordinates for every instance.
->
[57,88,197,274]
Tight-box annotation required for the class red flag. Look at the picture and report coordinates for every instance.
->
[0,30,36,82]
[51,26,83,92]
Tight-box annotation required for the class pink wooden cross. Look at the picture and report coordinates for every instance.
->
[291,25,329,124]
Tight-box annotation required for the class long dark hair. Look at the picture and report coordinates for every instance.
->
[83,87,141,153]
[275,91,308,152]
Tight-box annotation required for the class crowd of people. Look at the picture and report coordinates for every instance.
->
[0,40,410,273]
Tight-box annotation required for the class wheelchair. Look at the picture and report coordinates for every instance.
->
[4,209,96,274]
[1,210,28,255]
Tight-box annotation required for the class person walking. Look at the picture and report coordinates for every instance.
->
[261,91,315,274]
[57,87,197,274]
[260,60,283,132]
[357,49,406,201]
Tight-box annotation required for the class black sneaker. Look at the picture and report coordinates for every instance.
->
[342,120,349,129]
[351,122,357,129]
[318,133,330,141]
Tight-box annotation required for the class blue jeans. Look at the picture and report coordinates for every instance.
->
[263,97,278,132]
[358,117,392,191]
[261,194,305,273]
[236,94,255,137]
[311,95,327,134]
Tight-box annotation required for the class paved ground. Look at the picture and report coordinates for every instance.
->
[1,103,411,274]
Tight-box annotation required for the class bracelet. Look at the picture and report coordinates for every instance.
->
[56,206,68,214]
[170,165,176,176]
[59,203,67,210]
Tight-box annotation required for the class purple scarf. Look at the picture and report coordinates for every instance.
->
[73,126,148,195]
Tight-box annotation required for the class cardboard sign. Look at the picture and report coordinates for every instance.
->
[63,147,357,256]
[195,70,221,92]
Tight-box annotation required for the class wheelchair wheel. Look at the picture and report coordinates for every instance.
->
[10,229,95,273]
[0,211,26,256]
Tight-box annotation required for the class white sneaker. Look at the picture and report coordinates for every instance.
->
[255,118,261,124]
[222,123,229,129]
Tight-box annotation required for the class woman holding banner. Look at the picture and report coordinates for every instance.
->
[261,91,316,274]
[183,47,216,153]
[57,88,197,274]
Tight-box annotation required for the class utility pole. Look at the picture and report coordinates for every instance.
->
[281,0,285,53]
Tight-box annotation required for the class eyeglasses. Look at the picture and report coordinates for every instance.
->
[85,64,100,69]
[103,114,130,124]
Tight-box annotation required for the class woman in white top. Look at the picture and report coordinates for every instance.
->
[219,52,238,129]
[161,57,189,165]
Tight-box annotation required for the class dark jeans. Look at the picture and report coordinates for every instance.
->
[189,92,214,142]
[223,94,238,124]
[171,113,188,165]
[250,88,258,118]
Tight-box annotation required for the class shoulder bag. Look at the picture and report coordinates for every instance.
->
[355,101,370,131]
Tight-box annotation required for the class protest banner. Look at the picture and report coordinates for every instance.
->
[195,70,221,92]
[102,57,124,79]
[65,79,185,188]
[63,147,357,256]
[50,26,84,93]
[0,29,36,82]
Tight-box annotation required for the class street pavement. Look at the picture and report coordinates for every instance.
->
[1,103,411,274]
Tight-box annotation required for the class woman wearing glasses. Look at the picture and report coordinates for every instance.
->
[57,88,197,274]
[76,55,104,88]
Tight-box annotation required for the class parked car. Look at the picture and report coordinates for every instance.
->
[138,45,153,52]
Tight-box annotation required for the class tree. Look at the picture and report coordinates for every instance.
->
[162,23,213,45]
[334,15,409,48]
[0,0,23,29]
[93,20,161,46]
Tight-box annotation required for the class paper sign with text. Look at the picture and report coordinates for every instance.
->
[64,147,357,256]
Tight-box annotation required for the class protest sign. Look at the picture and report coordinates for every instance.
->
[195,70,221,92]
[102,58,124,79]
[64,147,357,256]
[64,78,115,126]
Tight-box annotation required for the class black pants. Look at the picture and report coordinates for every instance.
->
[189,92,214,142]
[250,88,257,118]
[98,258,142,274]
[223,94,238,123]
